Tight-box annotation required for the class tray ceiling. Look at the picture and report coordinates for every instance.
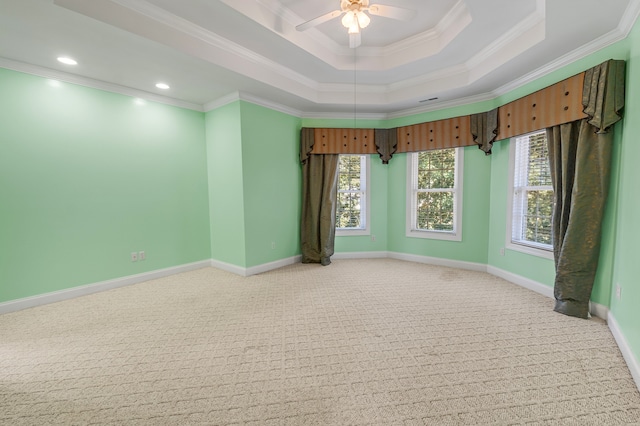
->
[0,0,637,116]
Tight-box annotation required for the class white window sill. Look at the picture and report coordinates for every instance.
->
[506,241,554,260]
[406,229,462,241]
[336,228,370,237]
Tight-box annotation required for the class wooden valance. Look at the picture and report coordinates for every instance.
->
[311,128,377,154]
[395,116,473,152]
[497,72,586,140]
[302,59,623,161]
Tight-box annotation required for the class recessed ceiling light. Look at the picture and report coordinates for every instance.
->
[155,83,170,90]
[57,56,77,65]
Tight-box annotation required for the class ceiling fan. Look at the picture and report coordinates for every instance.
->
[296,0,416,48]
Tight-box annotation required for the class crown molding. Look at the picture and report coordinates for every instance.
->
[0,57,203,111]
[619,0,640,36]
[493,25,632,100]
[386,92,497,120]
[301,111,388,120]
[237,93,304,117]
[202,92,241,112]
[108,0,319,91]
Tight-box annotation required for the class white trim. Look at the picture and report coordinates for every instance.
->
[487,265,554,299]
[211,255,303,277]
[203,91,303,117]
[245,255,302,276]
[505,243,554,260]
[333,251,389,260]
[385,93,496,120]
[590,302,609,321]
[0,58,204,112]
[486,265,609,320]
[0,260,211,315]
[107,0,320,91]
[388,252,487,272]
[301,111,389,120]
[203,92,242,112]
[608,312,640,393]
[210,258,249,277]
[237,93,303,117]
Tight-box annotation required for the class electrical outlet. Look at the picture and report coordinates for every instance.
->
[131,252,138,262]
[500,248,505,256]
[616,284,622,300]
[371,235,376,242]
[271,242,276,249]
[139,251,145,261]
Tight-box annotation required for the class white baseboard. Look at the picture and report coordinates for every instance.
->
[487,265,554,299]
[388,251,487,272]
[589,301,609,320]
[608,312,640,393]
[486,265,608,320]
[246,255,302,276]
[0,260,211,315]
[211,255,303,277]
[210,259,249,276]
[333,251,389,260]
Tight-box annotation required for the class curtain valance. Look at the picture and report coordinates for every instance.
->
[300,59,623,163]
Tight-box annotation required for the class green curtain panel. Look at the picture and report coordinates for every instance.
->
[299,127,315,164]
[547,59,624,319]
[300,129,339,266]
[470,108,499,155]
[583,60,626,133]
[374,128,398,164]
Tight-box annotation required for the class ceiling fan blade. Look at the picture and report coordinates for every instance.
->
[296,9,343,31]
[367,4,416,21]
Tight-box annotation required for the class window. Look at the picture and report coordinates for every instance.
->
[335,154,370,236]
[507,130,553,258]
[406,148,463,241]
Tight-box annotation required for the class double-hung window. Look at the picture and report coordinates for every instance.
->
[507,130,554,258]
[335,154,370,236]
[406,148,463,241]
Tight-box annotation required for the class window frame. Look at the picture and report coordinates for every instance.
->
[406,148,464,241]
[335,154,371,237]
[506,131,554,259]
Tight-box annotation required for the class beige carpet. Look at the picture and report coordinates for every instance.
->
[1,258,639,425]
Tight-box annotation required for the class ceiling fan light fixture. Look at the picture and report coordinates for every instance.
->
[348,21,360,34]
[357,12,371,28]
[341,11,356,28]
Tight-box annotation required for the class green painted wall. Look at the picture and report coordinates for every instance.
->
[0,69,211,303]
[205,102,247,267]
[386,147,491,264]
[239,102,302,267]
[610,16,640,368]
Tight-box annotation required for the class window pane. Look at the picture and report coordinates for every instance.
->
[511,131,553,250]
[336,155,366,231]
[417,149,455,189]
[524,189,553,244]
[337,192,361,228]
[338,155,361,191]
[525,132,552,186]
[416,191,454,231]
